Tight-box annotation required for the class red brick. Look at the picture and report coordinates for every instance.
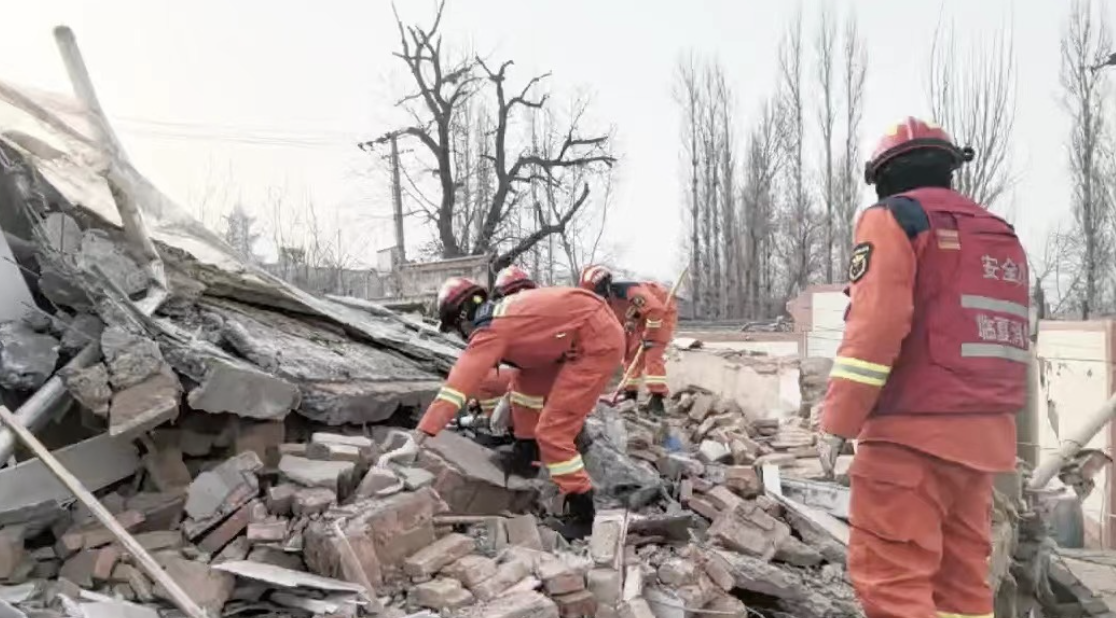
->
[724,466,762,497]
[688,497,720,521]
[414,577,474,610]
[539,560,585,595]
[155,555,234,616]
[554,589,597,617]
[63,511,146,550]
[198,501,258,554]
[91,546,121,583]
[403,533,475,577]
[235,420,285,467]
[471,559,530,601]
[708,501,790,561]
[247,520,288,544]
[442,554,497,588]
[0,528,25,579]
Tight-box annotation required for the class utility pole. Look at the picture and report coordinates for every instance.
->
[359,130,409,272]
[388,133,406,265]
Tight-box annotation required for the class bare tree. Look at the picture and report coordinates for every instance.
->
[1060,0,1114,317]
[836,15,867,273]
[390,1,480,257]
[741,101,785,318]
[223,203,261,262]
[675,54,704,316]
[928,20,1016,209]
[775,10,817,295]
[815,7,839,282]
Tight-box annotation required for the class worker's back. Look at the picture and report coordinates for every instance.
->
[484,286,612,369]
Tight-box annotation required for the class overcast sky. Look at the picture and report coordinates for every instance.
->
[1,0,1107,279]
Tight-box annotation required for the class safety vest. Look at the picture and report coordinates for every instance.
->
[875,187,1030,416]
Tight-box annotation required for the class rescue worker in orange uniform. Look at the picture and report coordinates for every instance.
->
[819,118,1028,618]
[579,265,677,416]
[468,266,538,424]
[382,276,624,539]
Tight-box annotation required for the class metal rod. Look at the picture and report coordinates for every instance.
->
[1029,390,1116,490]
[0,404,208,618]
[0,342,99,465]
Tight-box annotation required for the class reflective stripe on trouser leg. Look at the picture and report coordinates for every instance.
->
[478,398,502,416]
[511,369,556,441]
[935,613,992,618]
[848,443,941,618]
[536,309,624,495]
[643,342,670,395]
[623,337,646,393]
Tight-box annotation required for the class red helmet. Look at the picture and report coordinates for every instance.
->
[494,265,537,298]
[864,117,974,186]
[435,276,487,332]
[579,265,612,296]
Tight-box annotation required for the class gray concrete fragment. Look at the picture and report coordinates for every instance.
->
[60,362,111,416]
[76,230,148,297]
[0,433,139,523]
[0,322,59,391]
[108,368,181,436]
[581,410,665,509]
[184,451,263,521]
[101,326,164,390]
[59,313,103,356]
[278,455,355,493]
[186,357,299,420]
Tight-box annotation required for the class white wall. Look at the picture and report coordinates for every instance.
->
[1037,324,1111,548]
[700,340,800,357]
[807,291,849,359]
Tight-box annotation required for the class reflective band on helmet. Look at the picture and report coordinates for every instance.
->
[961,343,1030,363]
[547,455,585,476]
[960,294,1029,319]
[937,612,993,618]
[645,319,663,328]
[510,391,545,410]
[435,387,467,408]
[830,356,891,387]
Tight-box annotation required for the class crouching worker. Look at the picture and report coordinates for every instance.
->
[378,276,624,540]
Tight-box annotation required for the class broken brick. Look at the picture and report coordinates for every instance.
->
[111,564,155,602]
[0,528,25,580]
[724,465,762,497]
[143,443,192,492]
[687,497,720,521]
[657,558,698,588]
[217,537,251,562]
[265,483,297,515]
[554,590,597,617]
[467,591,559,618]
[292,487,336,517]
[708,501,790,561]
[91,546,121,583]
[589,510,627,569]
[403,532,475,577]
[588,568,622,607]
[235,420,286,467]
[505,514,543,550]
[414,577,474,610]
[442,554,497,588]
[130,530,183,552]
[774,534,824,567]
[198,501,258,554]
[62,510,145,550]
[60,550,97,587]
[183,451,262,529]
[705,486,745,512]
[247,520,288,544]
[472,559,531,601]
[126,492,185,533]
[539,560,585,595]
[155,555,234,616]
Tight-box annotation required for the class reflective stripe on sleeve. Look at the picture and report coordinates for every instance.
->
[645,319,663,328]
[961,343,1030,363]
[547,455,585,476]
[435,387,467,408]
[830,356,891,387]
[510,391,545,410]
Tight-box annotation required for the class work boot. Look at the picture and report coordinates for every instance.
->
[552,490,596,541]
[621,390,638,403]
[647,393,667,417]
[501,439,539,484]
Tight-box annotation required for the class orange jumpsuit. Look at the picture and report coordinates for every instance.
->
[417,287,624,494]
[610,282,677,395]
[822,197,1018,618]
